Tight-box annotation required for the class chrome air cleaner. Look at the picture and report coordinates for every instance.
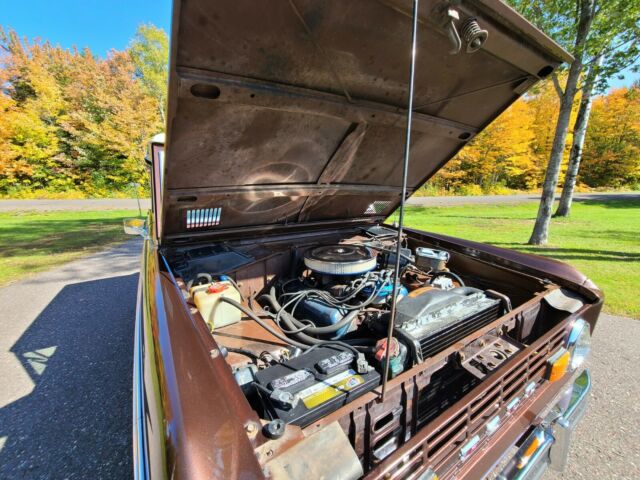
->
[304,244,376,275]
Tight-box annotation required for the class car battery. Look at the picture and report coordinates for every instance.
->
[254,346,380,427]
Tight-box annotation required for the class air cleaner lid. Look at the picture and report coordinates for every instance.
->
[304,245,376,275]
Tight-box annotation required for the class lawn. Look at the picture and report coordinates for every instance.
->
[0,210,140,286]
[2,200,638,318]
[395,198,640,318]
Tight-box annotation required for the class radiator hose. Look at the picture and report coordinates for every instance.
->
[260,289,359,336]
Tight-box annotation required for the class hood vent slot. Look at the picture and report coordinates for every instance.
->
[365,201,391,215]
[186,207,222,229]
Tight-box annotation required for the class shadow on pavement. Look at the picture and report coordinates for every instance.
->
[0,273,137,479]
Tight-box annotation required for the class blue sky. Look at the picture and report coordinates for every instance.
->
[1,0,172,56]
[609,66,639,89]
[1,0,637,89]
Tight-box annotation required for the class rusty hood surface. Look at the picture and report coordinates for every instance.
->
[161,0,571,242]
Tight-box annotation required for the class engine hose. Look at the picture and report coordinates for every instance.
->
[262,290,359,336]
[221,275,245,301]
[217,297,310,350]
[261,292,373,354]
[261,293,325,346]
[275,320,315,335]
[220,296,367,356]
[224,347,261,362]
[186,273,213,291]
[429,270,466,287]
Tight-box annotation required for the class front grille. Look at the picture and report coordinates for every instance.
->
[416,366,479,427]
[366,323,567,480]
[419,303,502,359]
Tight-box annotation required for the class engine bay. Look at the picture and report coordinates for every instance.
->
[161,224,587,473]
[166,226,553,424]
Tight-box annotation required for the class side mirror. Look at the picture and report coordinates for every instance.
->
[123,218,147,236]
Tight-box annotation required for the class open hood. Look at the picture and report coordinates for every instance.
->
[161,0,571,242]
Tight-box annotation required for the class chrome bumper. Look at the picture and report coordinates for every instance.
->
[496,369,591,480]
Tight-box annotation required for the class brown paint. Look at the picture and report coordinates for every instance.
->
[137,224,602,478]
[133,1,603,479]
[160,0,572,243]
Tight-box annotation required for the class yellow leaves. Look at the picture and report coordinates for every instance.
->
[0,95,16,166]
[428,74,599,194]
[581,86,640,187]
[0,27,164,194]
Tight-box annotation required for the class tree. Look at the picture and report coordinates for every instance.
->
[509,0,640,237]
[555,0,640,216]
[509,0,597,245]
[554,55,602,216]
[0,29,71,191]
[428,77,561,194]
[0,26,164,196]
[129,24,169,123]
[580,86,640,187]
[61,49,163,190]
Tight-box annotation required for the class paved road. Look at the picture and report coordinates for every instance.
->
[0,240,141,479]
[407,191,639,207]
[0,240,638,479]
[0,198,151,212]
[1,192,637,212]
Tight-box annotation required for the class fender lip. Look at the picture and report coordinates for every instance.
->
[401,227,605,335]
[403,228,603,297]
[132,277,149,480]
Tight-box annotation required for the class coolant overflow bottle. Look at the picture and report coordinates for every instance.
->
[189,280,241,330]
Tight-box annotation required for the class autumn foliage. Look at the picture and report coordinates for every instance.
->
[428,79,640,195]
[0,28,163,197]
[0,27,638,198]
[580,87,640,188]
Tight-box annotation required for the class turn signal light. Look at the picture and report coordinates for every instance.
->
[516,429,547,468]
[546,348,570,382]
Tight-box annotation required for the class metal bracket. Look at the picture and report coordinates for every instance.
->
[441,8,462,55]
[460,334,521,379]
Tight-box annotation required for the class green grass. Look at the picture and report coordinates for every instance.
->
[0,210,140,286]
[393,199,640,318]
[2,201,638,318]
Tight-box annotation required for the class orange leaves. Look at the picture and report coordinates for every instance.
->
[427,74,626,194]
[581,86,640,187]
[0,26,165,196]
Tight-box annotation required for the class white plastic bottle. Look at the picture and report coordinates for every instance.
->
[189,280,242,330]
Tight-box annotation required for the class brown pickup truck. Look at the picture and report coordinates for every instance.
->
[126,1,601,479]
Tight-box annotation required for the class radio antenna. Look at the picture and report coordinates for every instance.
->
[381,0,420,401]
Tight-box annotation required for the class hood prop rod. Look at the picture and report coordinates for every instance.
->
[382,0,420,401]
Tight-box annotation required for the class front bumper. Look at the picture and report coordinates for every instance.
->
[496,369,591,479]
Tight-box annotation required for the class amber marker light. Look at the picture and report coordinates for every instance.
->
[516,429,547,469]
[545,348,571,382]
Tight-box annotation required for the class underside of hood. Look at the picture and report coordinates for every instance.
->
[161,0,571,242]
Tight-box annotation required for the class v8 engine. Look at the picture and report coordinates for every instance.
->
[181,228,512,428]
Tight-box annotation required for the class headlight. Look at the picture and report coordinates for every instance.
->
[566,318,591,371]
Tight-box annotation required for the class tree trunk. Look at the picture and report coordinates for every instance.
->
[555,55,602,217]
[528,0,596,245]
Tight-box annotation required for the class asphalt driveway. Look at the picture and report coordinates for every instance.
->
[0,239,637,479]
[0,240,141,479]
[0,191,638,212]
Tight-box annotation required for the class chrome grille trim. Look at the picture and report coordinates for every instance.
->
[365,323,568,480]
